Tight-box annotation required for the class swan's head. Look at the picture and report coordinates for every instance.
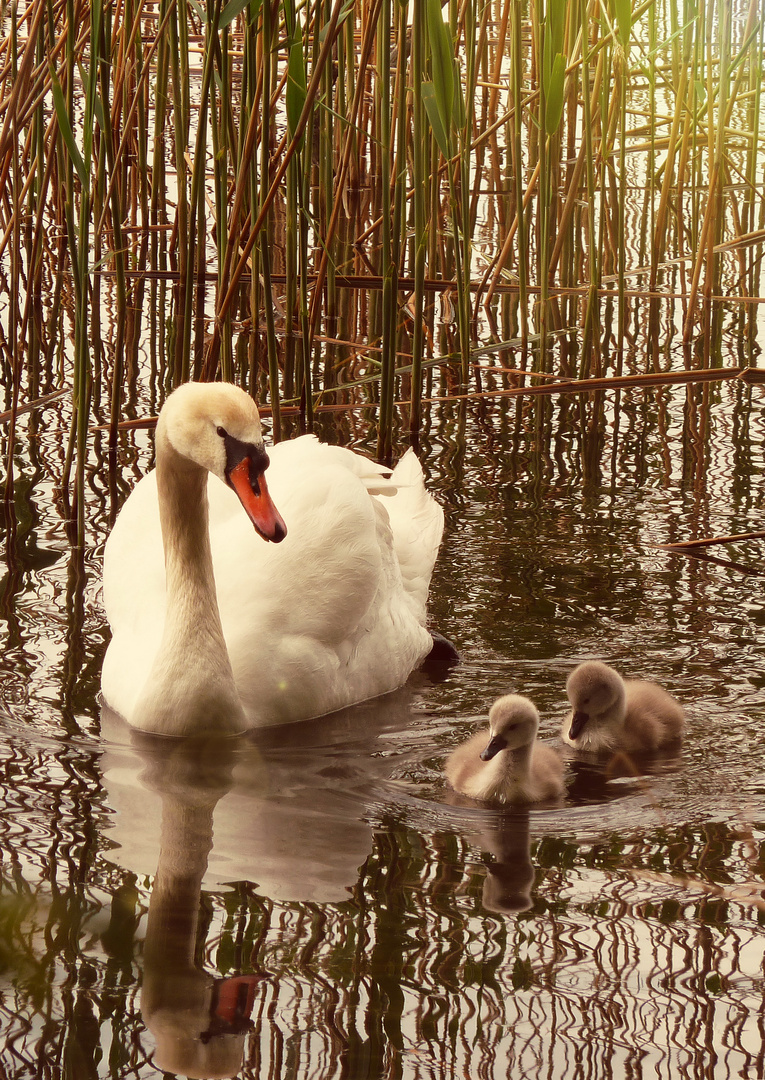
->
[480,695,539,761]
[565,661,624,739]
[159,382,287,543]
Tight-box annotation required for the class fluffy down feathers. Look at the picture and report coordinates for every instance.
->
[562,660,685,753]
[446,695,565,805]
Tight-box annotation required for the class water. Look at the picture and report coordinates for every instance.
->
[2,378,765,1078]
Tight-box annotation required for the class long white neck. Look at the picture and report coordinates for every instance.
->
[131,430,247,736]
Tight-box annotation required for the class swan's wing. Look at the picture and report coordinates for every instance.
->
[212,449,434,725]
[265,439,443,619]
[379,449,444,614]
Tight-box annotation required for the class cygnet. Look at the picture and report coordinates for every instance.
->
[446,695,565,805]
[562,660,685,753]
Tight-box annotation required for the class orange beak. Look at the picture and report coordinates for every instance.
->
[228,458,287,543]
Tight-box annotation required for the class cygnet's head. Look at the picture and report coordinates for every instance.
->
[565,661,625,739]
[158,382,287,543]
[480,695,540,761]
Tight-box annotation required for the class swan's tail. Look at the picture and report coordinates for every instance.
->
[311,438,444,615]
[383,449,444,614]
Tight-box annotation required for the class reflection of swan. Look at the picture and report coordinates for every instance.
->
[445,696,565,804]
[100,689,417,1077]
[137,735,257,1079]
[562,661,685,753]
[101,382,444,736]
[99,689,415,901]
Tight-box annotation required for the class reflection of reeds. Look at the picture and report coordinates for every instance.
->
[2,0,765,531]
[4,808,765,1079]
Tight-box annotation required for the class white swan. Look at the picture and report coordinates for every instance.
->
[445,695,565,804]
[101,382,444,736]
[562,660,685,753]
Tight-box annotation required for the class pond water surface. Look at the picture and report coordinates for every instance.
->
[2,375,765,1079]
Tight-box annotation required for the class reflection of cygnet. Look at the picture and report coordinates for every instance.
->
[479,813,535,914]
[446,695,565,804]
[562,661,685,753]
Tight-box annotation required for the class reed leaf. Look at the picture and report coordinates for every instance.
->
[220,0,254,29]
[421,81,451,160]
[425,0,454,150]
[543,51,566,135]
[286,15,306,145]
[48,66,86,186]
[613,0,631,49]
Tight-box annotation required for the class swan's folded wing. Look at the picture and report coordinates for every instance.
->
[381,449,444,614]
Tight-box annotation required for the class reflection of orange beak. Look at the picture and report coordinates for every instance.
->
[228,458,287,543]
[211,974,262,1027]
[201,973,264,1042]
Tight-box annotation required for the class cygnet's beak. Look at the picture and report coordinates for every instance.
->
[569,709,589,740]
[227,457,287,543]
[480,733,507,761]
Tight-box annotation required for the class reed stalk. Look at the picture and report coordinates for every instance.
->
[579,0,600,373]
[392,0,408,377]
[4,3,20,512]
[377,0,394,461]
[458,0,475,386]
[96,7,129,468]
[683,0,730,344]
[409,0,427,437]
[259,0,281,439]
[168,1,189,383]
[511,0,528,344]
[614,0,631,376]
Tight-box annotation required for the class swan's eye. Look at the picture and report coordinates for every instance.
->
[217,426,227,439]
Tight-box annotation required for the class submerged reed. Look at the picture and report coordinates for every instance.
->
[1,0,765,538]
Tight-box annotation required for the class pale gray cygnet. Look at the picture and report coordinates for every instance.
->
[562,660,685,753]
[446,695,565,805]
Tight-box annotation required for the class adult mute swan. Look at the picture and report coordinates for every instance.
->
[101,382,445,737]
[445,695,565,804]
[562,661,685,753]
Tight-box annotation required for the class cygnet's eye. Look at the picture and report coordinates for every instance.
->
[217,426,227,439]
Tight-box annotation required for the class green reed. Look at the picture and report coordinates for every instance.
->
[2,0,765,529]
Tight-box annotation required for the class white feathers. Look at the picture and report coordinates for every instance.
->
[101,383,444,736]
